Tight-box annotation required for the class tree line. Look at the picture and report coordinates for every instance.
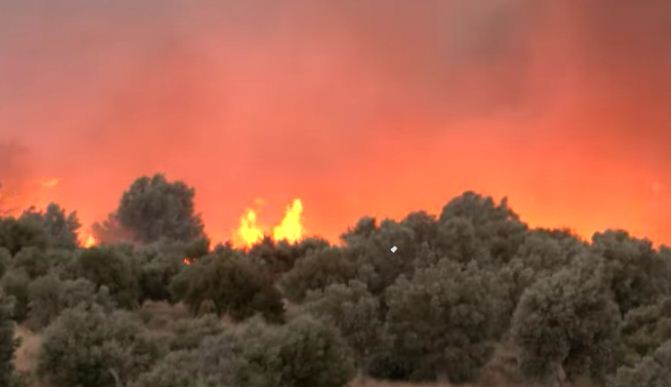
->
[0,174,670,386]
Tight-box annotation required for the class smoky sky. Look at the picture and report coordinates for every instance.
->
[1,0,670,244]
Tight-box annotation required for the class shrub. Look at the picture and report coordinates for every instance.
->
[302,279,382,365]
[171,252,284,322]
[1,269,30,321]
[281,247,356,303]
[511,255,621,385]
[0,291,17,386]
[76,246,140,309]
[27,274,113,331]
[134,316,355,387]
[593,230,671,315]
[608,340,671,387]
[38,304,164,387]
[0,217,48,255]
[384,258,504,383]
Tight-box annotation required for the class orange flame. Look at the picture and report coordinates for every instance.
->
[183,257,193,265]
[231,198,305,248]
[233,208,264,248]
[273,198,304,243]
[83,235,97,248]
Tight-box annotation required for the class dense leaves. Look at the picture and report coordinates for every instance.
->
[171,251,284,322]
[0,187,670,387]
[38,305,164,387]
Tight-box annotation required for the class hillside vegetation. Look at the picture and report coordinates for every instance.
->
[0,174,670,387]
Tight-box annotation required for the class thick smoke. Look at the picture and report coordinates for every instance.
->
[0,0,670,243]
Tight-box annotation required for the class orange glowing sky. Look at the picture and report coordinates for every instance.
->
[1,1,670,245]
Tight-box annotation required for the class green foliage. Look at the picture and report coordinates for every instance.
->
[20,203,80,249]
[593,230,671,315]
[12,247,75,279]
[76,246,140,309]
[247,237,329,277]
[38,304,164,387]
[281,247,356,303]
[27,274,113,331]
[0,248,9,278]
[1,269,30,321]
[0,217,48,255]
[383,258,505,383]
[171,251,284,322]
[270,315,356,387]
[511,255,621,384]
[617,296,671,366]
[115,174,205,243]
[302,279,382,365]
[134,316,355,387]
[0,291,17,386]
[609,340,671,387]
[135,239,207,303]
[346,218,420,295]
[165,314,224,351]
[439,191,527,263]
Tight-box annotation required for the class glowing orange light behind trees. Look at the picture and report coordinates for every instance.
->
[232,198,305,249]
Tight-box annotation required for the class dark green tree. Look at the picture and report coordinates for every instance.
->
[0,290,17,386]
[593,230,671,315]
[511,255,621,385]
[114,174,205,243]
[439,191,527,264]
[0,269,30,321]
[20,203,80,249]
[281,247,356,303]
[302,279,382,365]
[609,340,671,387]
[76,246,140,309]
[171,252,284,322]
[0,216,48,255]
[38,305,164,387]
[384,259,506,383]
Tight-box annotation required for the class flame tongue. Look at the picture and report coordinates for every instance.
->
[232,198,305,248]
[273,198,304,243]
[234,209,264,248]
[83,235,96,248]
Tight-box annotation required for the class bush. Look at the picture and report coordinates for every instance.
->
[0,248,10,278]
[134,316,355,387]
[38,304,164,387]
[1,269,30,321]
[609,340,671,387]
[115,174,205,243]
[76,246,140,309]
[19,203,80,249]
[593,230,671,315]
[281,247,356,303]
[511,255,621,385]
[271,315,356,387]
[302,279,382,365]
[0,217,48,255]
[27,274,113,331]
[0,291,17,386]
[383,258,504,383]
[171,252,284,322]
[12,247,75,280]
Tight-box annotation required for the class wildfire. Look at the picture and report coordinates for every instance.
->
[183,257,193,266]
[273,198,304,244]
[233,208,265,248]
[83,235,97,248]
[231,198,305,248]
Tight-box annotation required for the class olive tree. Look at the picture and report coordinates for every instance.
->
[511,255,621,385]
[38,305,164,387]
